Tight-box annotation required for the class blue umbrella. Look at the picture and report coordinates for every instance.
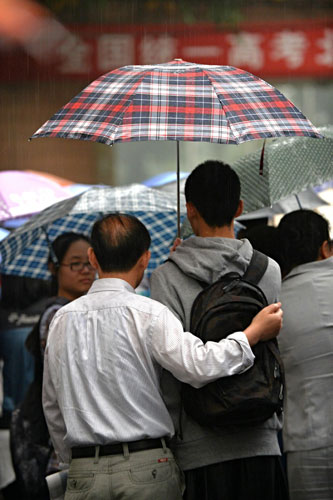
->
[0,228,9,241]
[0,184,186,280]
[143,172,189,188]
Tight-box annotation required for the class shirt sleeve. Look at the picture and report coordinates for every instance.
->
[42,328,70,467]
[150,307,255,389]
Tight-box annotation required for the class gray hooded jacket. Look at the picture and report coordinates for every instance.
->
[150,236,282,470]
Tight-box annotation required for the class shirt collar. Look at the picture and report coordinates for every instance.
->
[284,256,333,281]
[88,278,135,295]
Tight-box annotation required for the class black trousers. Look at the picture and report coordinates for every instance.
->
[184,455,289,500]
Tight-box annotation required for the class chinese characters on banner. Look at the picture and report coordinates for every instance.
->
[1,24,333,80]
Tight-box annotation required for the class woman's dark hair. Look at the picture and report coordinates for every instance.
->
[91,213,151,272]
[278,209,331,276]
[49,232,91,293]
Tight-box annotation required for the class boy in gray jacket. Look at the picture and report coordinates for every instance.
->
[150,160,288,500]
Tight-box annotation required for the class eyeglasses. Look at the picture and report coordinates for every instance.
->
[60,261,94,272]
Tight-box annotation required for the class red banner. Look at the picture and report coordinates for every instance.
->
[1,22,333,81]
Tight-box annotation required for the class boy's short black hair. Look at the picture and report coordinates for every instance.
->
[185,160,241,227]
[91,213,151,272]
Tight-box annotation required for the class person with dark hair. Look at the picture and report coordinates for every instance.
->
[42,213,282,500]
[278,209,332,278]
[184,160,241,228]
[150,160,287,500]
[10,232,95,500]
[37,232,95,352]
[0,275,52,421]
[238,224,283,269]
[0,275,52,500]
[90,213,151,272]
[277,210,333,500]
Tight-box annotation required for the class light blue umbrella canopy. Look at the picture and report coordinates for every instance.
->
[0,228,9,241]
[143,172,189,188]
[0,184,186,279]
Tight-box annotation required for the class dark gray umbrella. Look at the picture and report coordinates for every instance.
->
[232,125,333,214]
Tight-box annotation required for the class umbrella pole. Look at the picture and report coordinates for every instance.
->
[177,140,181,238]
[295,194,303,209]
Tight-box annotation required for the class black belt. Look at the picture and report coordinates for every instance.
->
[71,438,166,459]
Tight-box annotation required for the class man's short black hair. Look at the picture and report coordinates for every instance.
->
[91,213,151,272]
[185,160,241,227]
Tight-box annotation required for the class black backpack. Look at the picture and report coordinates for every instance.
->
[182,250,285,427]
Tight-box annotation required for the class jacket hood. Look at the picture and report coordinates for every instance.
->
[168,236,253,284]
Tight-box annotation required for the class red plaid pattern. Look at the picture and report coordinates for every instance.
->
[31,59,321,145]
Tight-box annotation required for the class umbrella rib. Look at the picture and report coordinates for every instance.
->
[201,68,239,144]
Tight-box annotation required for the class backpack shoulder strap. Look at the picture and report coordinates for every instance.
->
[243,249,269,285]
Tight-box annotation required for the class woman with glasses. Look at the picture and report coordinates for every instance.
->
[39,233,96,354]
[10,232,96,500]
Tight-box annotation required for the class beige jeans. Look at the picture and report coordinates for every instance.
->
[64,444,185,500]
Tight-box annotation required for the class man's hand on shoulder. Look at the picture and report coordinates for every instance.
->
[170,237,182,253]
[244,303,283,346]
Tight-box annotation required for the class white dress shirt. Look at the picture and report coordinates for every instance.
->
[43,278,255,465]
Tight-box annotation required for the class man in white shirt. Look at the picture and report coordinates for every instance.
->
[42,213,282,500]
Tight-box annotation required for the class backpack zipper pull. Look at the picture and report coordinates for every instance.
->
[223,278,240,294]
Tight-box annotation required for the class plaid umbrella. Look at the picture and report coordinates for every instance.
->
[232,125,333,213]
[0,184,185,280]
[30,59,321,235]
[31,59,320,146]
